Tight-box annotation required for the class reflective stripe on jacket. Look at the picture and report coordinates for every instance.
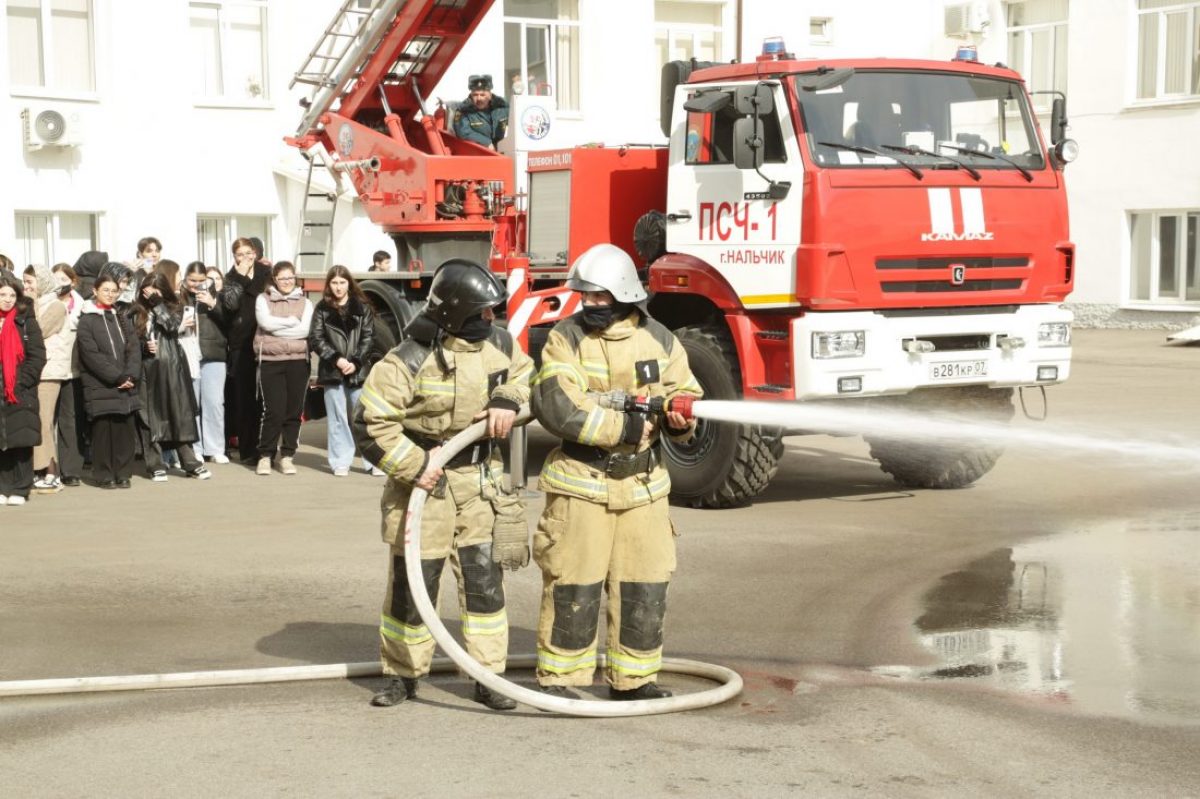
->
[531,311,702,510]
[354,325,534,485]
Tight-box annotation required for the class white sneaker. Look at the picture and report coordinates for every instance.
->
[7,496,27,506]
[0,495,7,505]
[256,457,272,476]
[33,476,62,494]
[280,456,297,475]
[210,454,230,465]
[369,466,386,477]
[333,466,350,477]
[151,470,169,483]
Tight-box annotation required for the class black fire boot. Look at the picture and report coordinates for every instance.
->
[609,682,673,701]
[370,677,418,707]
[473,681,517,711]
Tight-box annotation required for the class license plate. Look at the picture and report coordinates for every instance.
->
[929,360,987,380]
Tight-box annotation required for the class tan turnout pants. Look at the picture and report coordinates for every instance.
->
[533,493,676,690]
[378,462,507,679]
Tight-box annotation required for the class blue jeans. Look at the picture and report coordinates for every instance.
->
[193,359,228,459]
[324,384,365,471]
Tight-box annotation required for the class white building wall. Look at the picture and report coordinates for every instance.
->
[2,0,1197,326]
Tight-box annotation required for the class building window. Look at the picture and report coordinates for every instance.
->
[654,1,725,75]
[5,0,96,94]
[1005,0,1068,108]
[503,0,580,111]
[14,211,99,267]
[196,214,269,269]
[809,16,833,46]
[189,1,269,103]
[1136,0,1200,100]
[1129,210,1200,304]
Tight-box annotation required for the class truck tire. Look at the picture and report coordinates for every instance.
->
[368,298,419,363]
[665,323,780,508]
[865,386,1015,489]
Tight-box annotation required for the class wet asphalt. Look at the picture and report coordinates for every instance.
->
[2,329,1199,797]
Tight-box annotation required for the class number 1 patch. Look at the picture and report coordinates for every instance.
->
[635,359,660,386]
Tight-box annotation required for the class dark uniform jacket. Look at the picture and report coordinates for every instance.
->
[453,95,509,147]
[0,307,47,451]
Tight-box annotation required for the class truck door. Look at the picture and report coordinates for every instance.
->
[665,82,802,309]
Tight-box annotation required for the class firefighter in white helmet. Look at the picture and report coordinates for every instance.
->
[530,243,702,700]
[354,258,534,711]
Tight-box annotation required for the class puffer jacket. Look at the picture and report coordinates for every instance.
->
[75,301,140,420]
[38,294,75,381]
[531,311,702,510]
[308,297,375,387]
[0,306,47,450]
[254,287,313,361]
[354,325,533,485]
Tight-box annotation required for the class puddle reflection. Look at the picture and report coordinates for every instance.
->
[912,514,1200,724]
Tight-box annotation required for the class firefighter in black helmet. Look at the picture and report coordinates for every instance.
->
[354,258,534,710]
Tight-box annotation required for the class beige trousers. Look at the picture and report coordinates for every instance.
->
[33,380,62,472]
[378,463,507,679]
[533,494,676,690]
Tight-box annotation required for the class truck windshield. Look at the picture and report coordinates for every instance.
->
[794,70,1045,173]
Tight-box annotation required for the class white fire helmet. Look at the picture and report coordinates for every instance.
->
[565,243,648,304]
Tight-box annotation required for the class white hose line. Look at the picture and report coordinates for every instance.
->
[403,412,743,717]
[0,411,743,714]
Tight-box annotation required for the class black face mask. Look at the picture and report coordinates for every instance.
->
[454,313,492,342]
[581,304,615,331]
[582,302,635,331]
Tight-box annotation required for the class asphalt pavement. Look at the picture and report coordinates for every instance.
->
[2,329,1199,797]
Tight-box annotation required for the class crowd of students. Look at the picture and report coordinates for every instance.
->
[0,237,383,505]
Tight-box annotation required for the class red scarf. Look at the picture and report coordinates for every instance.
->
[0,306,25,404]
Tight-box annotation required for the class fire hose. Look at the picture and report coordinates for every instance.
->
[0,403,743,716]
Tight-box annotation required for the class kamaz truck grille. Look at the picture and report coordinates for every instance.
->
[875,256,1029,295]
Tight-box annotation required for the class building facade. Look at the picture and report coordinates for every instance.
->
[2,0,1197,327]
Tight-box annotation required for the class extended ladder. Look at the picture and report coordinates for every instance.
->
[290,0,407,137]
[294,145,346,273]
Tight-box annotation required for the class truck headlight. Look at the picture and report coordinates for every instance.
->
[1037,322,1071,347]
[812,331,865,359]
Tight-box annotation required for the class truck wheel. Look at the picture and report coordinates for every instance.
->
[665,323,780,508]
[865,386,1015,489]
[368,298,418,364]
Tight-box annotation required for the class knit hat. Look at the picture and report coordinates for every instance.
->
[30,263,55,296]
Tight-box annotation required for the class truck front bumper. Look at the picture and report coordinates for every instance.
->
[791,305,1073,401]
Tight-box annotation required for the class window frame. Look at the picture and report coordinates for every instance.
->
[1133,0,1200,105]
[196,213,271,270]
[1127,209,1200,306]
[188,0,271,108]
[1004,1,1069,112]
[5,0,98,100]
[503,3,582,115]
[13,210,101,267]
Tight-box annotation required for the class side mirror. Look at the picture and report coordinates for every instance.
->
[734,83,774,116]
[733,116,764,170]
[1050,97,1067,144]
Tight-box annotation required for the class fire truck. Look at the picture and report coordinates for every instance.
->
[287,0,1077,508]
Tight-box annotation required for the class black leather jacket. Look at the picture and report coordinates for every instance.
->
[308,298,375,387]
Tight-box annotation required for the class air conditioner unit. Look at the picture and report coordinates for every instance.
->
[21,105,85,151]
[944,2,989,38]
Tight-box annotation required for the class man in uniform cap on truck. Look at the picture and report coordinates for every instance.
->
[453,74,509,149]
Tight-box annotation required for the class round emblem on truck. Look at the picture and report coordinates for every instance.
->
[521,106,551,140]
[338,123,354,156]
